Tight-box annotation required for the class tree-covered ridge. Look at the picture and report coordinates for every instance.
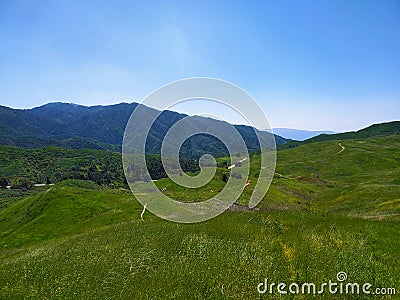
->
[0,102,288,159]
[0,145,200,188]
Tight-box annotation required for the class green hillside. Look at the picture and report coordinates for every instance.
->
[274,134,400,218]
[0,133,399,298]
[280,120,399,149]
[2,134,399,219]
[153,134,400,219]
[0,135,400,217]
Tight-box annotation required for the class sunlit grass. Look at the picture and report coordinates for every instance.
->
[1,202,398,299]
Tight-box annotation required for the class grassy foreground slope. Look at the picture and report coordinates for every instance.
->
[0,182,399,299]
[0,181,138,250]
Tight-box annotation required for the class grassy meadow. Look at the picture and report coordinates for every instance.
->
[0,135,399,299]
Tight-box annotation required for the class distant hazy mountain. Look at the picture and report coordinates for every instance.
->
[271,128,336,141]
[0,102,288,159]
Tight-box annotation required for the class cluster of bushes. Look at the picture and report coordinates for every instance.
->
[0,177,33,190]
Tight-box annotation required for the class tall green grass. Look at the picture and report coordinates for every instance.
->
[1,190,398,299]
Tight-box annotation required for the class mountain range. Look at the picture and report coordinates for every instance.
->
[0,102,287,159]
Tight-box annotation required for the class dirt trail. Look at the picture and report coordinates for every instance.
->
[274,172,286,178]
[335,142,345,155]
[362,214,400,219]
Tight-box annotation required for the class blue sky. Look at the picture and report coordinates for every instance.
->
[0,0,399,131]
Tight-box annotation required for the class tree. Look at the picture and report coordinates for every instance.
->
[218,160,228,168]
[0,178,8,188]
[221,173,228,182]
[10,177,33,190]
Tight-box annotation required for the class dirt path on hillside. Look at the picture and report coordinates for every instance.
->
[362,213,400,219]
[335,142,345,155]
